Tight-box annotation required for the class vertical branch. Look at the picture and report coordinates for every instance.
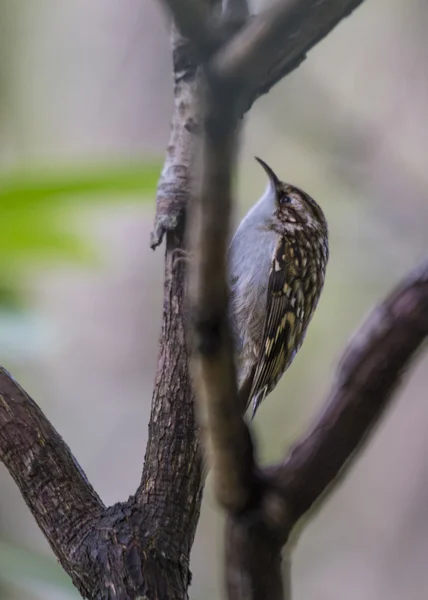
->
[188,80,256,511]
[8,0,419,599]
[225,516,285,600]
[151,26,202,251]
[142,26,205,573]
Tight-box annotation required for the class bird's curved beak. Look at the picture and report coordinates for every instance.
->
[254,156,280,190]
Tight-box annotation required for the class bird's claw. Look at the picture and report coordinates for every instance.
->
[171,248,191,270]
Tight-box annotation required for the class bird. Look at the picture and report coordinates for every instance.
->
[229,157,329,418]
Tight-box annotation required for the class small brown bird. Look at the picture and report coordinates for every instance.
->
[229,157,329,417]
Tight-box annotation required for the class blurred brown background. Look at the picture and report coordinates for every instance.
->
[1,0,428,598]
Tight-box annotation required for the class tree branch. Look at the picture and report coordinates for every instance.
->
[187,82,256,512]
[223,261,428,600]
[155,0,222,61]
[142,18,213,577]
[214,0,366,113]
[0,367,103,570]
[274,259,428,523]
[155,1,428,598]
[2,0,413,597]
[152,0,369,246]
[150,25,202,250]
[0,16,210,600]
[225,514,285,600]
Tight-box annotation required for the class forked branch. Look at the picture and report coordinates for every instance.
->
[0,367,103,570]
[158,1,428,599]
[168,0,371,519]
[216,0,367,111]
[223,261,428,599]
[3,0,422,599]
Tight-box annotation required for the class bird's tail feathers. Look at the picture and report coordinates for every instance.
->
[237,365,267,419]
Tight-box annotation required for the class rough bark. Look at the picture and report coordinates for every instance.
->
[172,2,428,600]
[140,26,205,561]
[0,18,205,600]
[3,1,428,600]
[0,367,104,575]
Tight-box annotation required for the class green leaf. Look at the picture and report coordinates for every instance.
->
[0,208,94,269]
[0,161,161,307]
[0,161,161,209]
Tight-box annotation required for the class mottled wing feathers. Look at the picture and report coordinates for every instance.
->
[247,236,306,415]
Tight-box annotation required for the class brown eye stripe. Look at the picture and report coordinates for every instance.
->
[303,191,325,224]
[282,184,326,225]
[240,165,329,416]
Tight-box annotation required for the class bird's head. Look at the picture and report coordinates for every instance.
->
[255,156,327,235]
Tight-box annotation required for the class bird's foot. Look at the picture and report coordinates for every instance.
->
[171,248,192,270]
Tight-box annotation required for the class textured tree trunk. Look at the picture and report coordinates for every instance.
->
[2,1,428,599]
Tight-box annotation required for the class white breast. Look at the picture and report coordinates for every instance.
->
[228,190,277,381]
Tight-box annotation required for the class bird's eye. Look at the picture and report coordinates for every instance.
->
[279,193,291,205]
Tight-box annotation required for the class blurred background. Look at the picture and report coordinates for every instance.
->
[1,0,428,598]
